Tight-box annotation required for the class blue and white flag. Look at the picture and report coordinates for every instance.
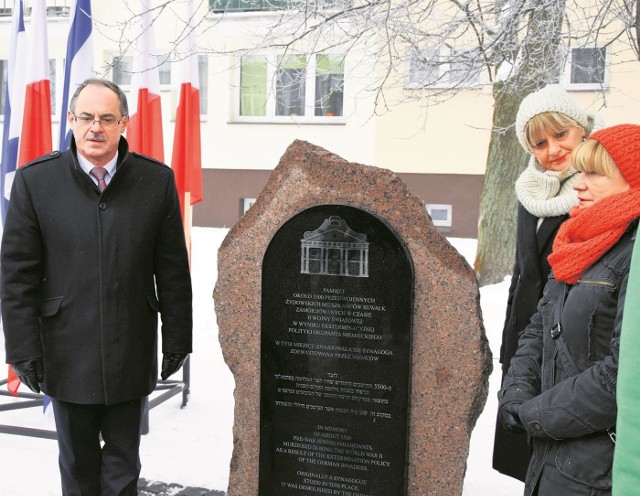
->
[58,0,94,151]
[1,0,27,225]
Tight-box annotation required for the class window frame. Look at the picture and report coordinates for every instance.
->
[0,59,8,119]
[1,57,61,120]
[425,204,453,229]
[208,0,352,14]
[242,197,256,215]
[405,46,483,90]
[562,46,608,90]
[112,54,173,90]
[111,53,208,118]
[232,52,346,124]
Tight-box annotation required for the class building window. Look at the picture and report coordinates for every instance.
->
[159,57,171,86]
[198,55,208,115]
[1,58,58,117]
[240,56,267,116]
[406,48,440,88]
[315,54,344,117]
[564,47,607,89]
[41,0,71,16]
[112,55,173,88]
[209,0,352,13]
[0,1,31,16]
[112,55,134,86]
[276,54,306,117]
[426,204,452,229]
[242,198,256,214]
[112,54,208,115]
[0,60,7,117]
[406,47,482,89]
[49,59,57,115]
[237,53,344,121]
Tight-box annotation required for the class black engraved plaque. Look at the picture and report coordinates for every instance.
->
[259,204,413,496]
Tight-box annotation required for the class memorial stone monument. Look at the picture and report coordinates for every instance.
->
[213,140,492,496]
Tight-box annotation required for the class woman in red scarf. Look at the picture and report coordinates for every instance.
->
[498,124,640,496]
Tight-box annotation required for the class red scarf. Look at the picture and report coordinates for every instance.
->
[549,189,640,284]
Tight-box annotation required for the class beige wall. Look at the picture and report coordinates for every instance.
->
[374,90,495,174]
[373,42,640,176]
[3,4,640,178]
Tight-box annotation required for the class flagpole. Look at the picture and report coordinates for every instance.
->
[170,0,202,409]
[184,192,192,266]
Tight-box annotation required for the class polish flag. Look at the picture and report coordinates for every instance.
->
[18,0,52,166]
[0,1,27,396]
[127,0,164,162]
[171,0,202,233]
[1,0,27,223]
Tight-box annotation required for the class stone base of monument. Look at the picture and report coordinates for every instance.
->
[214,140,492,496]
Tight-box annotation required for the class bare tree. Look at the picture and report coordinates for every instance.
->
[475,0,567,285]
[112,0,639,284]
[475,0,639,284]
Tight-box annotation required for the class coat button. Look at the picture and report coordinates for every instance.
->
[99,202,107,210]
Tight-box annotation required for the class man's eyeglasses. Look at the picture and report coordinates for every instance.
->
[72,113,126,129]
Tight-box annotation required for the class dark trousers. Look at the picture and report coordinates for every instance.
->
[51,397,145,496]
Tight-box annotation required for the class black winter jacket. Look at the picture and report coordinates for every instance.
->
[499,221,637,494]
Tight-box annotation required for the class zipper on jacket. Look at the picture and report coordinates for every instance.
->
[575,279,616,289]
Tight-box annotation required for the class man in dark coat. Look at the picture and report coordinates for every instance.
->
[1,78,192,495]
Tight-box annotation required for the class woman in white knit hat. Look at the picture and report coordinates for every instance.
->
[493,84,604,482]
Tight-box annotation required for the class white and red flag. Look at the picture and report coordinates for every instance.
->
[127,0,164,162]
[1,0,26,396]
[18,0,52,166]
[1,0,51,396]
[171,0,203,238]
[1,0,27,224]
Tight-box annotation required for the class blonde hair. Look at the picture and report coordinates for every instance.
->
[571,139,618,177]
[524,112,585,150]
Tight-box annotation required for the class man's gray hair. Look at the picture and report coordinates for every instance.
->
[69,78,128,117]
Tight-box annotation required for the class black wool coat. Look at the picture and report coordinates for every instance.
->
[1,137,193,405]
[492,203,567,481]
[500,204,568,375]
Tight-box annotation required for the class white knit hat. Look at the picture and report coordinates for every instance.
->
[515,84,591,149]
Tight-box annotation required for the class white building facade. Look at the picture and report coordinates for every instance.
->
[2,0,640,237]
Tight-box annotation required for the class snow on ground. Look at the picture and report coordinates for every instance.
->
[0,227,523,495]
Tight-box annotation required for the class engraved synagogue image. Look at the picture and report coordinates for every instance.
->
[300,216,369,277]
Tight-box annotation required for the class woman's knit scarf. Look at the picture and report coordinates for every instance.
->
[515,156,579,219]
[549,188,640,284]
